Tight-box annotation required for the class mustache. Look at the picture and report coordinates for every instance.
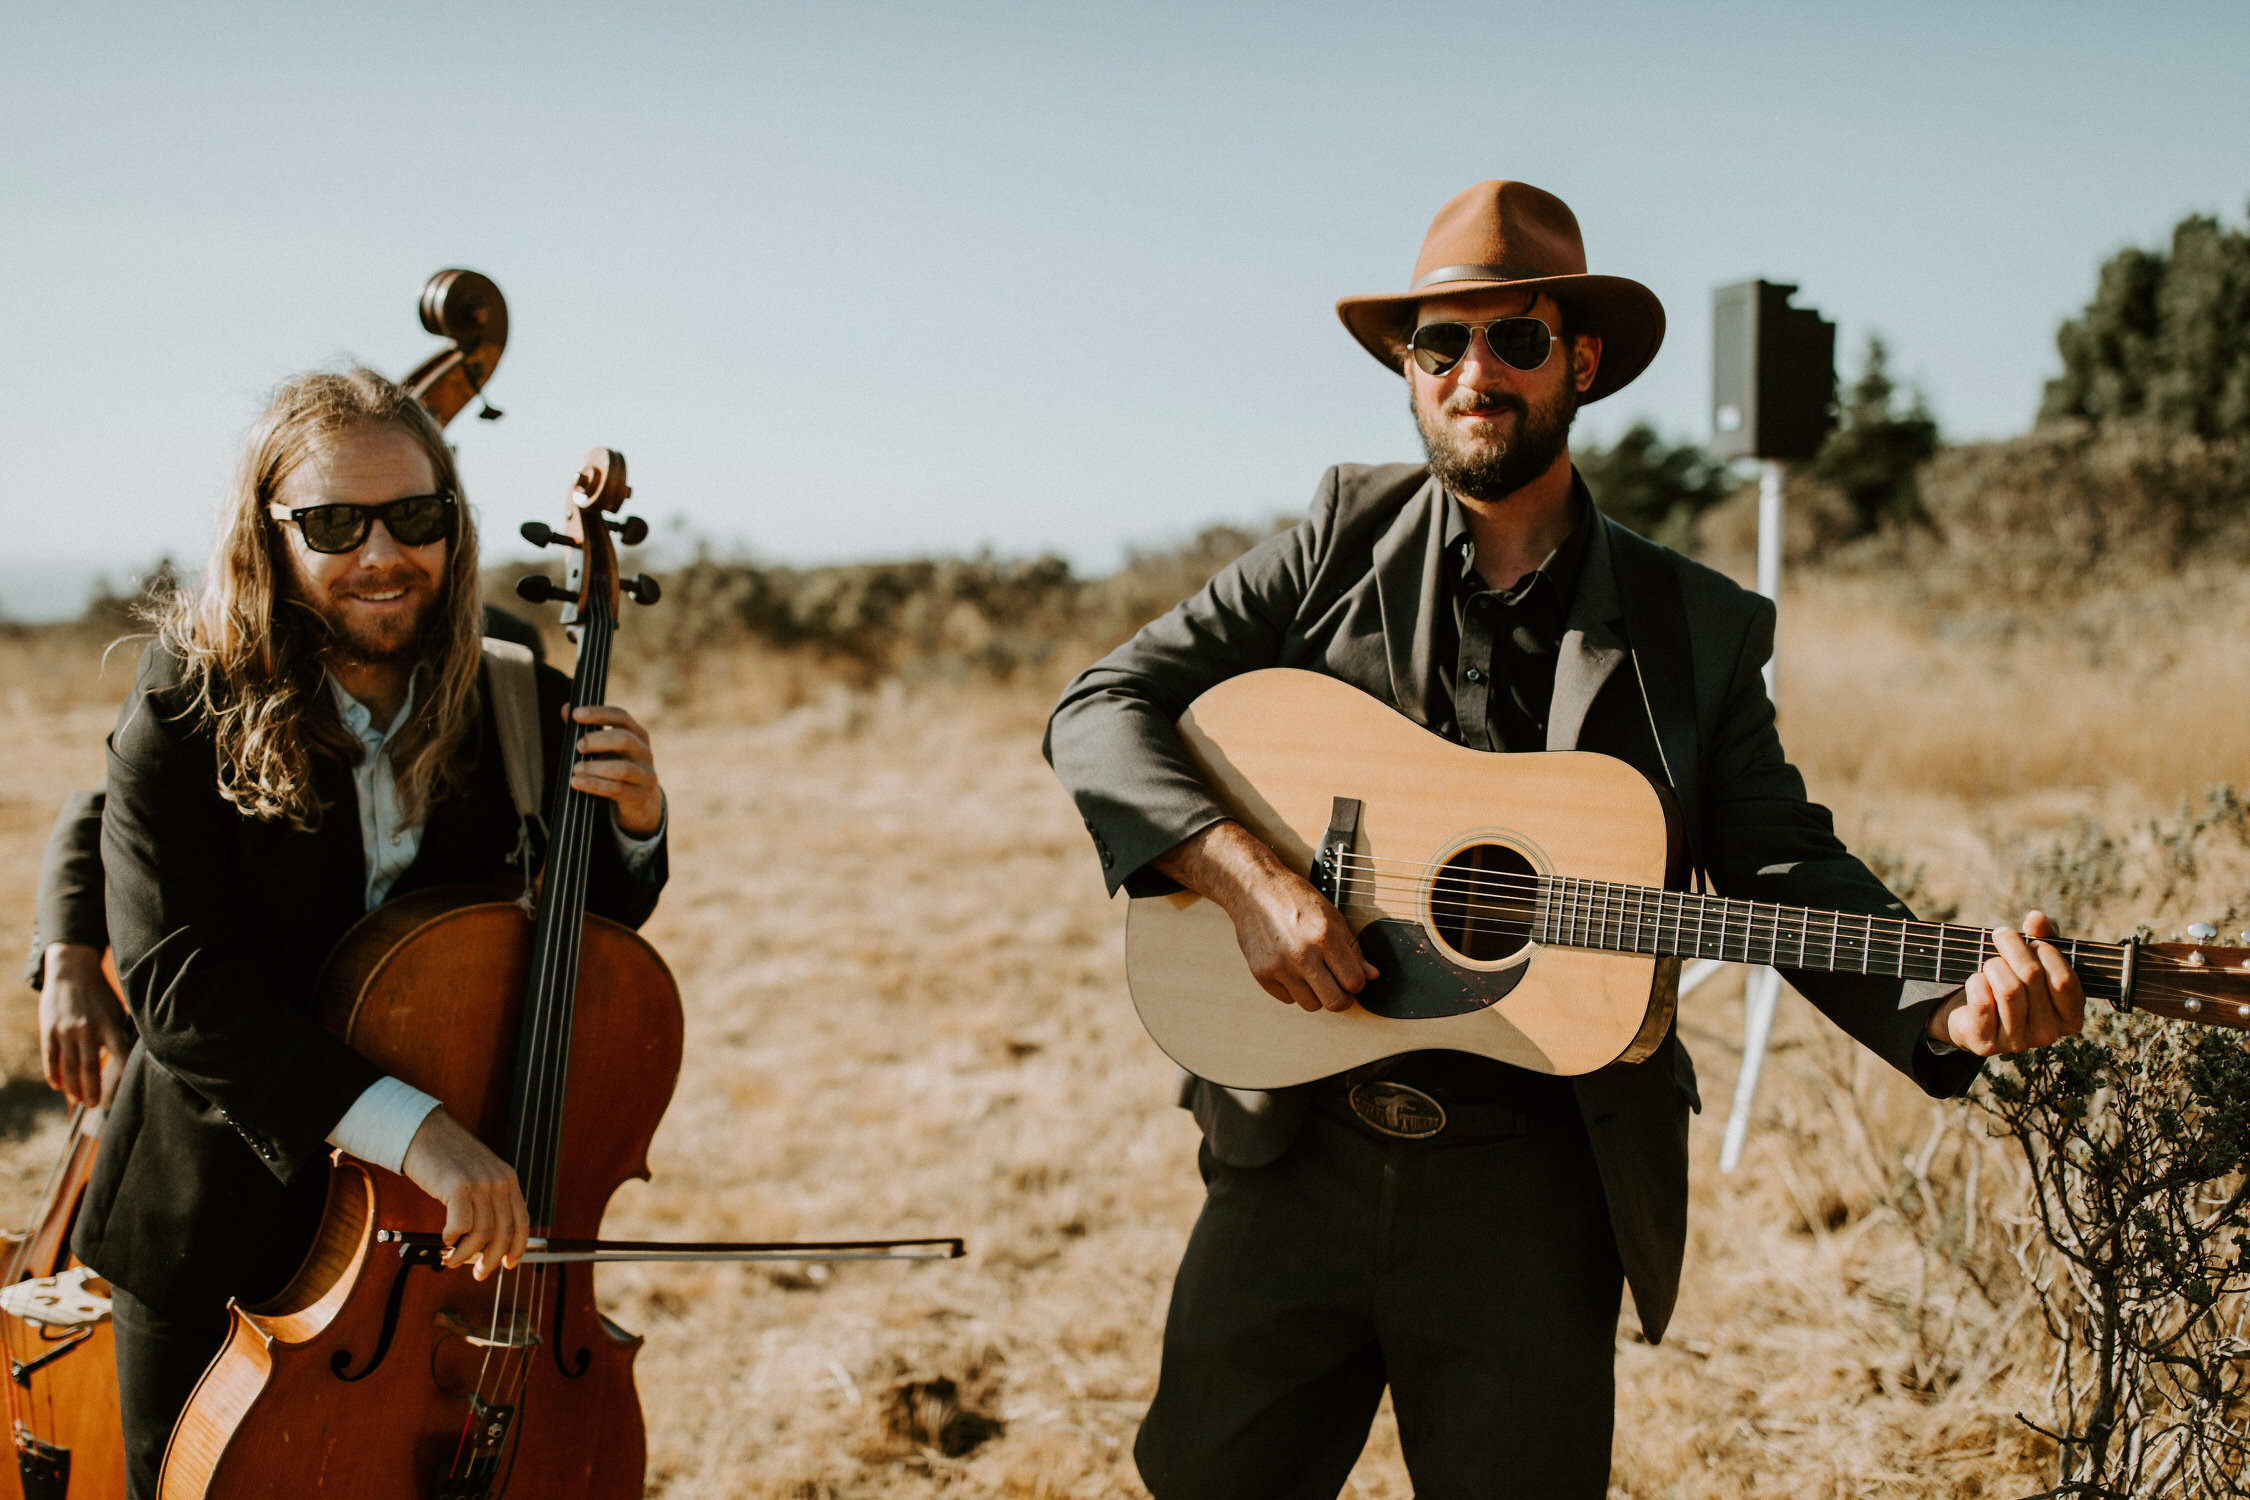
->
[1444,391,1526,418]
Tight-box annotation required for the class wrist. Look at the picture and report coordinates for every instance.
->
[42,942,105,987]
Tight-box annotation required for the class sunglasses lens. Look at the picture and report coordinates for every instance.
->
[385,494,453,547]
[1408,323,1473,375]
[1487,319,1552,370]
[297,506,368,554]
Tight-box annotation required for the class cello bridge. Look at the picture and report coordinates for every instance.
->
[434,1309,541,1350]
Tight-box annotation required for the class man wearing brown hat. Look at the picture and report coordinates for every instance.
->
[1044,180,2081,1496]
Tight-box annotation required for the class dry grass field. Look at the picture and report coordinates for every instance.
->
[2,565,2246,1497]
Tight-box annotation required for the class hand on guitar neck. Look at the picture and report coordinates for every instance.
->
[1928,910,2086,1057]
[1152,820,1380,1013]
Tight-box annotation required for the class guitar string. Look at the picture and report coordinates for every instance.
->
[1326,879,2231,1008]
[1318,864,2229,995]
[1323,855,2206,977]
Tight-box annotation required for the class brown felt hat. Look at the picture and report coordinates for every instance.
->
[1336,180,1665,403]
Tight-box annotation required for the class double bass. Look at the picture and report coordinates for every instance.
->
[0,268,514,1500]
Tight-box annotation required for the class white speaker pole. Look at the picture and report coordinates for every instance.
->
[1720,458,1787,1172]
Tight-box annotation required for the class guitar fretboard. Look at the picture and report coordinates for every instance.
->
[1529,877,2126,1002]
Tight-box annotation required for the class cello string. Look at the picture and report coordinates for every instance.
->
[480,584,617,1455]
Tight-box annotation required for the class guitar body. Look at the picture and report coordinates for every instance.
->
[1125,669,1682,1088]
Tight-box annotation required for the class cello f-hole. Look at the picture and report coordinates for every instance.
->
[549,1267,591,1379]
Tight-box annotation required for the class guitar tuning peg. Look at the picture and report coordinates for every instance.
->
[2188,923,2218,943]
[520,521,556,548]
[514,574,557,604]
[611,515,650,547]
[624,573,662,606]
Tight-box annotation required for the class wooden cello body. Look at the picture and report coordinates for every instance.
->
[161,896,680,1498]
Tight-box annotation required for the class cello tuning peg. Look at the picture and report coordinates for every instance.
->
[624,573,662,606]
[476,403,504,421]
[610,515,650,547]
[2188,923,2219,943]
[519,521,579,550]
[514,573,558,604]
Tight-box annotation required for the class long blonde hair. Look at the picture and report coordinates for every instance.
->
[160,368,485,830]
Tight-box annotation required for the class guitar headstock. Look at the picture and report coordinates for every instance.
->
[2134,942,2250,1032]
[513,448,661,633]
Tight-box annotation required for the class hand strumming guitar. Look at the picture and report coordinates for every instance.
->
[1152,820,1378,1013]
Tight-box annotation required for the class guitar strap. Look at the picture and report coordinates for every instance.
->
[481,638,547,882]
[1603,520,1709,890]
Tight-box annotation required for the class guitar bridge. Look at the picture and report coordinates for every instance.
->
[1312,797,1363,909]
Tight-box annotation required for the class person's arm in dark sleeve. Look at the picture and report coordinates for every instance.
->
[1045,474,1335,897]
[102,660,384,1181]
[27,790,108,989]
[1697,598,1982,1099]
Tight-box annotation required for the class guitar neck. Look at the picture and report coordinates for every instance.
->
[1532,877,2128,1003]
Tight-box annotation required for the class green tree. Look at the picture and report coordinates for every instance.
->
[1805,335,1940,533]
[1576,420,1734,551]
[2041,203,2250,441]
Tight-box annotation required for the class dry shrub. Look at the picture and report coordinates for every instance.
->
[1910,421,2250,601]
[492,520,1289,713]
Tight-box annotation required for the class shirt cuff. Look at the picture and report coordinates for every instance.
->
[611,796,666,874]
[326,1075,443,1174]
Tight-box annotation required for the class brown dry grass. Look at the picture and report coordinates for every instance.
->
[3,570,2247,1497]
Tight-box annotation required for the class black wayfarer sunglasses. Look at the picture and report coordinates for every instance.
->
[268,492,458,555]
[1405,317,1557,377]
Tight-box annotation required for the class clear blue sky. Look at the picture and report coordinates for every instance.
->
[4,0,2246,616]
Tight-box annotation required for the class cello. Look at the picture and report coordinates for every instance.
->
[162,450,675,1498]
[0,267,514,1500]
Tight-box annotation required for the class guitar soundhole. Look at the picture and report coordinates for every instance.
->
[1428,843,1537,964]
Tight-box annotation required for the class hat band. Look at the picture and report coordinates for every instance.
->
[1409,262,1559,292]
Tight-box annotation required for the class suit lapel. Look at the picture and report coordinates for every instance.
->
[1369,474,1448,725]
[1547,514,1628,752]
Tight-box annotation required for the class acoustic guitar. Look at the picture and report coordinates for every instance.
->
[1123,669,2250,1090]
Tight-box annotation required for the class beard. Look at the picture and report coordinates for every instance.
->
[299,569,449,667]
[1412,348,1581,503]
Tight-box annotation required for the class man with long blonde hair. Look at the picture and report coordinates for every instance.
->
[74,368,670,1499]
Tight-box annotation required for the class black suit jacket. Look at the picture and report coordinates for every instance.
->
[76,639,665,1322]
[1045,463,1980,1341]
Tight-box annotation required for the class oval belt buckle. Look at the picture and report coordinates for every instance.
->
[1348,1080,1447,1139]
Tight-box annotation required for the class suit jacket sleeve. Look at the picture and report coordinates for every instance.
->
[26,789,109,988]
[1045,473,1335,897]
[1698,596,1982,1098]
[101,665,385,1182]
[534,661,667,926]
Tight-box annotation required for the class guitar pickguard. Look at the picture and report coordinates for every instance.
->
[1353,920,1526,1018]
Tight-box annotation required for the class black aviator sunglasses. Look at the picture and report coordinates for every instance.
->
[1405,317,1557,377]
[268,492,458,555]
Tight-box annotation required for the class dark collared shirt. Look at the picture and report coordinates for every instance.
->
[1377,477,1595,1110]
[1428,480,1593,753]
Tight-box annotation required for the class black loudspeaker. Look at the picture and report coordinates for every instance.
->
[1710,280,1836,462]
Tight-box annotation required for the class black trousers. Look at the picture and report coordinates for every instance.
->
[1135,1107,1624,1500]
[110,1286,227,1500]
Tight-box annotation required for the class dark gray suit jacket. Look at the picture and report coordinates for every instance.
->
[1044,462,1978,1342]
